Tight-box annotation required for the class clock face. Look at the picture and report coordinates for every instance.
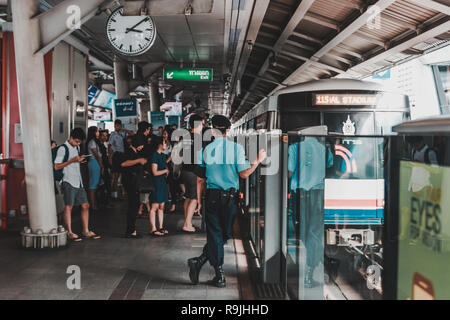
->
[106,7,156,56]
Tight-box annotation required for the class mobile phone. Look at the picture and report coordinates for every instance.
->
[83,154,93,158]
[412,272,434,300]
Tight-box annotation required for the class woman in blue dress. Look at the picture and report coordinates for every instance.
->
[86,126,103,213]
[149,137,169,236]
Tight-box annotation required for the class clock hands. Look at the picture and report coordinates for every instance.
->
[125,17,150,34]
[126,28,143,33]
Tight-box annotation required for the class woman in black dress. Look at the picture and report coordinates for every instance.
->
[118,137,147,238]
[149,137,169,236]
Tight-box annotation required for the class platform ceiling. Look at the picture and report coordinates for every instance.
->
[27,0,450,119]
[230,0,450,121]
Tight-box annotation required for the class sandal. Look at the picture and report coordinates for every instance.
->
[158,228,169,235]
[67,232,82,242]
[181,227,196,234]
[82,230,101,239]
[150,230,165,237]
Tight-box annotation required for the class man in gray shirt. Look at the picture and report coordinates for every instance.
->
[54,128,100,241]
[108,119,134,199]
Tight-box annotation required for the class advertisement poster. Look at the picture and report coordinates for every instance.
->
[93,112,111,121]
[397,161,450,299]
[160,101,182,116]
[167,116,180,127]
[149,111,166,134]
[113,99,138,131]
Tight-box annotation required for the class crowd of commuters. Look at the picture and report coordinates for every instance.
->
[52,116,206,240]
[51,113,268,288]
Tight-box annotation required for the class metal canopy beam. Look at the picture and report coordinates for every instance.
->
[123,0,214,16]
[380,12,418,31]
[328,0,363,11]
[231,0,270,89]
[333,44,363,59]
[304,12,340,30]
[235,0,316,113]
[351,17,450,76]
[238,0,398,114]
[324,52,354,65]
[291,31,324,45]
[267,0,398,94]
[35,0,114,55]
[353,31,387,47]
[406,0,450,16]
[312,0,397,59]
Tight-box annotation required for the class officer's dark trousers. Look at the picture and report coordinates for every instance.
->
[296,188,324,269]
[123,175,139,235]
[203,190,238,267]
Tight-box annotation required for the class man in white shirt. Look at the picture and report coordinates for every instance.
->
[54,128,100,241]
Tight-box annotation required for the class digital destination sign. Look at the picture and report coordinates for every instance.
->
[313,93,378,106]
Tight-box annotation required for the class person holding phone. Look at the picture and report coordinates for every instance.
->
[54,128,101,241]
[86,126,104,213]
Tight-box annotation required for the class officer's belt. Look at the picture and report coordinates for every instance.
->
[206,188,238,200]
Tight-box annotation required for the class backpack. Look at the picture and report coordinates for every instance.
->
[412,147,439,165]
[52,144,69,182]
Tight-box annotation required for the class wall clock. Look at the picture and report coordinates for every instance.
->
[106,7,157,56]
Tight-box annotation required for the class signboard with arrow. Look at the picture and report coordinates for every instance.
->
[163,69,213,82]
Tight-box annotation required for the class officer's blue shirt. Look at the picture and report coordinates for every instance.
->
[288,137,333,191]
[198,137,250,190]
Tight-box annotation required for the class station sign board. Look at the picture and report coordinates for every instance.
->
[164,69,213,82]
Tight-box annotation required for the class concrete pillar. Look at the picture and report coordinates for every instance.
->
[148,82,160,112]
[139,100,151,122]
[11,0,57,233]
[114,59,130,99]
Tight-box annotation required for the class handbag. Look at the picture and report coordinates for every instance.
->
[136,165,155,193]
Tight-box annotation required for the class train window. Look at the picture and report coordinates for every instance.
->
[256,113,267,130]
[323,112,374,135]
[247,119,255,131]
[280,112,321,132]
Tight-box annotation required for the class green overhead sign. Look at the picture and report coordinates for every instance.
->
[164,69,213,82]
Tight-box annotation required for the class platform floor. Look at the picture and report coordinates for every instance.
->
[0,201,241,300]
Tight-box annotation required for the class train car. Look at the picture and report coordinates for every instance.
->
[234,79,410,299]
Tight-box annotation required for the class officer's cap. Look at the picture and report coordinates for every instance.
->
[211,115,231,129]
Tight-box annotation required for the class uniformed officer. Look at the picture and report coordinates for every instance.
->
[188,115,267,287]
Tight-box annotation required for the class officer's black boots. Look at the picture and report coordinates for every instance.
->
[188,253,208,285]
[208,265,226,288]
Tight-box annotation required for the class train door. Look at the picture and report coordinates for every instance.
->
[259,130,283,283]
[285,126,328,300]
[247,119,260,257]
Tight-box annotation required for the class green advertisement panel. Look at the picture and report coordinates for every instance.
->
[150,111,165,134]
[398,161,450,299]
[164,69,212,82]
[113,99,138,131]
